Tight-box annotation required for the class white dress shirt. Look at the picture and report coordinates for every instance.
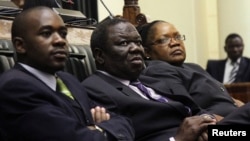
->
[19,63,57,91]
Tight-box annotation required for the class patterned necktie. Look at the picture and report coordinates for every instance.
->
[56,77,74,100]
[130,80,168,103]
[131,80,192,115]
[228,62,239,84]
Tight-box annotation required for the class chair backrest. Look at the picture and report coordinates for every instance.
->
[0,39,96,81]
[67,44,96,81]
[0,55,14,74]
[224,82,250,103]
[65,51,88,82]
[0,39,15,74]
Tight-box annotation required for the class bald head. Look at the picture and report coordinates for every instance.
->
[11,6,68,74]
[11,6,63,40]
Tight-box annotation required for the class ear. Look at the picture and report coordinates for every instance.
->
[94,48,105,64]
[13,37,26,54]
[224,45,228,53]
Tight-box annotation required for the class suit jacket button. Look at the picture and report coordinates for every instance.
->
[220,87,224,91]
[118,134,125,138]
[86,119,90,123]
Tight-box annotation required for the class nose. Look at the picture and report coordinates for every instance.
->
[129,42,144,52]
[53,32,67,46]
[169,38,180,47]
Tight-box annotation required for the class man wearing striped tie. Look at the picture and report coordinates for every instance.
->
[206,33,250,84]
[227,61,239,84]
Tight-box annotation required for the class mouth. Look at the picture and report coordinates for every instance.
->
[130,56,143,64]
[172,49,183,55]
[53,50,68,59]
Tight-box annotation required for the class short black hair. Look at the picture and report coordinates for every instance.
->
[90,17,129,53]
[225,33,243,44]
[136,20,165,48]
[11,6,53,40]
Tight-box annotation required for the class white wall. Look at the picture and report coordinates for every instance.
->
[138,0,199,64]
[217,0,250,59]
[98,0,249,68]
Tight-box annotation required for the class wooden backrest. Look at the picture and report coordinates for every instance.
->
[224,82,250,103]
[122,0,147,26]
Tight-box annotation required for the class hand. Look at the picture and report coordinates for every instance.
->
[197,131,208,141]
[212,114,223,122]
[231,97,245,107]
[91,106,110,123]
[174,115,216,141]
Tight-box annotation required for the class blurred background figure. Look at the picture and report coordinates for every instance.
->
[206,33,250,84]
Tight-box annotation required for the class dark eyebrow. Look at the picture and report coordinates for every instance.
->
[39,25,67,31]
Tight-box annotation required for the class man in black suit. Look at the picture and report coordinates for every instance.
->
[136,20,240,116]
[0,6,134,141]
[206,33,250,84]
[82,17,220,141]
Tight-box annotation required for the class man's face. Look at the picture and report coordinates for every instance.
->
[17,9,69,74]
[146,22,186,66]
[225,37,244,61]
[101,22,145,80]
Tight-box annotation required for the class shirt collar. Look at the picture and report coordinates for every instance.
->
[97,70,130,86]
[227,57,241,65]
[19,63,57,91]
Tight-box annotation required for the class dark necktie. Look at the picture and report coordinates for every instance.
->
[228,62,238,83]
[130,80,168,103]
[56,77,74,100]
[130,80,192,115]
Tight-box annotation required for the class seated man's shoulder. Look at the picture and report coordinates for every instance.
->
[243,56,250,62]
[184,62,201,67]
[182,62,205,72]
[206,59,226,68]
[207,59,224,64]
[145,60,173,68]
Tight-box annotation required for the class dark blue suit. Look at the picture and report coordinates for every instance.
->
[206,57,250,83]
[142,60,237,116]
[82,71,207,141]
[0,64,134,141]
[82,68,250,141]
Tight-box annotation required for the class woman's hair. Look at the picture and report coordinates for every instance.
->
[136,20,165,48]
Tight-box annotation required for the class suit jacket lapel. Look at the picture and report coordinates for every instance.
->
[140,74,201,115]
[236,57,247,81]
[57,73,95,124]
[95,72,143,99]
[14,64,93,124]
[57,73,87,106]
[96,72,194,116]
[14,64,56,92]
[217,60,226,82]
